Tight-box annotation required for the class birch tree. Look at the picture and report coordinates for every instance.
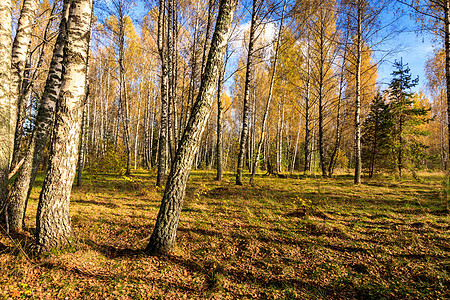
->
[10,0,38,167]
[7,0,70,233]
[146,0,237,255]
[36,0,93,253]
[250,0,286,184]
[0,0,12,215]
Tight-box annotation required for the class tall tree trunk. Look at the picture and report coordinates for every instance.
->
[146,0,237,255]
[290,114,301,173]
[10,0,38,165]
[117,2,131,176]
[12,1,57,166]
[156,0,169,187]
[236,0,258,185]
[250,0,286,184]
[328,48,346,177]
[215,57,226,181]
[304,78,311,174]
[0,0,12,217]
[444,0,450,171]
[201,0,215,77]
[318,24,326,177]
[77,99,87,186]
[134,95,142,170]
[354,2,362,185]
[7,0,70,233]
[36,0,93,253]
[11,54,30,169]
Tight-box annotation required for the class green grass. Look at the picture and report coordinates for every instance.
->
[0,170,449,299]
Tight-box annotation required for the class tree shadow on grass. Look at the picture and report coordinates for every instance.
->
[84,239,143,259]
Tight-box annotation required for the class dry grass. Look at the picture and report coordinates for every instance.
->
[0,170,449,299]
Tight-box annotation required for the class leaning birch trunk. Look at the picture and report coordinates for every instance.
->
[0,0,12,216]
[146,0,237,255]
[249,0,286,185]
[7,0,70,233]
[236,0,259,185]
[36,0,93,253]
[10,0,38,161]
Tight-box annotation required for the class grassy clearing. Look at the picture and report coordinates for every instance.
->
[0,170,449,299]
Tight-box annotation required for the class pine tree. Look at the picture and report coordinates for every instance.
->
[388,59,429,178]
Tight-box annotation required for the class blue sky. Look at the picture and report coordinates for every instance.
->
[375,30,436,94]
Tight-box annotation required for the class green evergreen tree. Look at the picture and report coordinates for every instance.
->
[362,91,392,177]
[388,59,429,177]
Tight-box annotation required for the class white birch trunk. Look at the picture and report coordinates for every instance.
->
[36,0,93,253]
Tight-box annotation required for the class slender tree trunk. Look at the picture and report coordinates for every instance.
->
[0,0,12,217]
[304,79,311,174]
[318,28,326,177]
[77,100,87,186]
[369,120,379,178]
[398,116,403,178]
[201,0,215,77]
[117,3,131,176]
[150,94,157,167]
[11,54,30,169]
[290,115,301,173]
[236,0,258,185]
[354,2,362,185]
[250,0,286,184]
[12,2,57,168]
[215,58,226,181]
[134,96,142,170]
[328,49,346,177]
[7,0,70,232]
[146,0,237,255]
[444,1,450,170]
[10,0,38,164]
[156,0,169,186]
[36,0,93,253]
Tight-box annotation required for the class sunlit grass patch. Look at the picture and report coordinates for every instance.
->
[0,170,448,299]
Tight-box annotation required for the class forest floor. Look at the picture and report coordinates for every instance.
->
[0,170,449,299]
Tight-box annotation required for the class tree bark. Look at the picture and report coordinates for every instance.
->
[156,0,169,187]
[304,77,311,174]
[77,101,87,186]
[0,0,12,218]
[236,0,258,185]
[10,0,38,163]
[215,57,226,181]
[354,1,362,185]
[444,0,450,171]
[7,0,70,233]
[117,1,131,176]
[290,114,301,173]
[36,0,93,253]
[146,0,237,255]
